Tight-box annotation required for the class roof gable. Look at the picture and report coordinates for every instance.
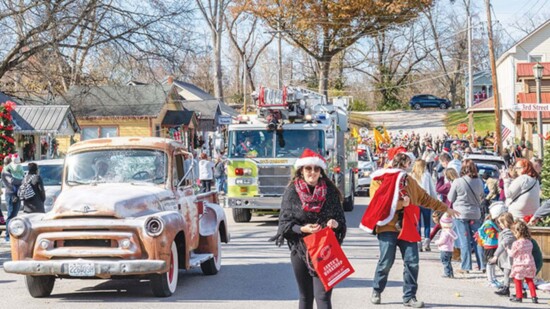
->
[173,80,215,100]
[497,19,550,65]
[12,105,80,134]
[57,84,173,118]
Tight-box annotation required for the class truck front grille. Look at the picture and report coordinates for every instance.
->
[257,166,291,196]
[61,239,113,247]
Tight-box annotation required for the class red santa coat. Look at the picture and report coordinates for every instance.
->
[360,169,422,242]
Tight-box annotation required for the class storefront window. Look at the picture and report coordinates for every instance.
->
[81,126,119,141]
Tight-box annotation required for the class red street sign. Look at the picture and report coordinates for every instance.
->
[458,123,468,134]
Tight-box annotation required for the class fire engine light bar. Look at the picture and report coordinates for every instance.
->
[304,114,313,121]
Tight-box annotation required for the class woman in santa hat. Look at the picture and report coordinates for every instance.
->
[271,148,346,309]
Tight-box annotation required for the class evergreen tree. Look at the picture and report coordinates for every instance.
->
[541,141,550,199]
[0,101,16,168]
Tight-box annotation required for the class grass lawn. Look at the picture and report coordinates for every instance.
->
[445,109,496,136]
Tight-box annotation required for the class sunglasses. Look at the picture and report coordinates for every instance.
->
[304,166,321,172]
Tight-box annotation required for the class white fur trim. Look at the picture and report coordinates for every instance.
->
[294,157,327,170]
[359,223,374,233]
[370,168,403,179]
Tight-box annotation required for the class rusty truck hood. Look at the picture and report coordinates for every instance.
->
[46,184,175,219]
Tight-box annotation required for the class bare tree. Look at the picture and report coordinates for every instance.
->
[195,0,231,99]
[226,10,274,95]
[424,3,468,107]
[349,25,430,110]
[0,0,195,99]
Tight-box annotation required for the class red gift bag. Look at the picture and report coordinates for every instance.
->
[303,227,355,291]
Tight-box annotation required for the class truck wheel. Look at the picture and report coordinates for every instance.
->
[232,208,252,223]
[151,241,179,297]
[25,275,55,298]
[201,232,222,275]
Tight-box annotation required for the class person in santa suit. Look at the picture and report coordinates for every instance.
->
[361,152,460,308]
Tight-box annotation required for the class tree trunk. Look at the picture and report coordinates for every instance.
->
[318,58,331,98]
[213,28,224,99]
[246,65,256,92]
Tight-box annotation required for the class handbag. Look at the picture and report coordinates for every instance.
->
[303,227,354,291]
[17,175,36,200]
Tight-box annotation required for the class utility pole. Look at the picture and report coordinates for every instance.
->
[467,0,475,140]
[485,0,502,155]
[277,20,283,89]
[467,0,473,111]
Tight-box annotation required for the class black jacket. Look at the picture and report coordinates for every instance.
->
[22,174,46,213]
[272,182,346,274]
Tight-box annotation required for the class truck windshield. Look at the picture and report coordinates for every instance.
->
[275,130,324,158]
[228,129,324,158]
[66,149,167,184]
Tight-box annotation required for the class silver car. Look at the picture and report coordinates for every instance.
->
[1,159,64,213]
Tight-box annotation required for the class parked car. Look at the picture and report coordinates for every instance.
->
[0,159,63,214]
[4,137,230,298]
[22,159,63,213]
[464,153,508,169]
[356,144,377,196]
[476,163,500,179]
[443,139,470,150]
[409,94,451,110]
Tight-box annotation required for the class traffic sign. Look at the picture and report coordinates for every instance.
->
[457,123,468,134]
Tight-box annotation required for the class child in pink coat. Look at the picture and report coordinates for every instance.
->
[435,213,458,278]
[508,220,538,303]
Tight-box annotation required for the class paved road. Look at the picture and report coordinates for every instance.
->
[358,110,449,136]
[1,197,548,308]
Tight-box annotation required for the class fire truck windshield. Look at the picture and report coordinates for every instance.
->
[228,129,324,158]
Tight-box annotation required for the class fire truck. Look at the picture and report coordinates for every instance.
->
[226,86,357,222]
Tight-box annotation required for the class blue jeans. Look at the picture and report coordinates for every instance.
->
[440,251,453,277]
[418,207,432,239]
[373,232,419,302]
[454,218,485,271]
[5,193,21,241]
[215,176,226,193]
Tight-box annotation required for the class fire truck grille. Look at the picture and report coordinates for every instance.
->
[257,166,291,195]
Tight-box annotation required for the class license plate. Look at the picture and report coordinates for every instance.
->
[68,262,95,277]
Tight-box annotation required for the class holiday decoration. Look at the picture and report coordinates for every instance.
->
[541,141,550,201]
[0,100,16,166]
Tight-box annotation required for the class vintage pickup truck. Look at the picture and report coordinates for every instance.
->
[4,137,230,298]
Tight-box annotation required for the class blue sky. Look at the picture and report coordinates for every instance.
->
[491,0,550,25]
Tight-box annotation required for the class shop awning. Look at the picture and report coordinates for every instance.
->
[517,93,550,120]
[161,110,196,127]
[12,105,80,135]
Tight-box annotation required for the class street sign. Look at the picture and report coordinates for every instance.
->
[218,115,232,125]
[457,123,468,134]
[510,104,550,112]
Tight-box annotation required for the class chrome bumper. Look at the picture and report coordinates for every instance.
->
[227,196,282,209]
[4,259,166,277]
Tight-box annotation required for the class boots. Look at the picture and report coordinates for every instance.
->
[423,238,431,252]
[452,247,461,261]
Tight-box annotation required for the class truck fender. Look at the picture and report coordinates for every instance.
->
[200,203,230,243]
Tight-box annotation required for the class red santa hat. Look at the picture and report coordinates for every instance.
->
[387,146,407,161]
[294,148,327,171]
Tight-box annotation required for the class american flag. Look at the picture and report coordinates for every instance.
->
[501,124,511,140]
